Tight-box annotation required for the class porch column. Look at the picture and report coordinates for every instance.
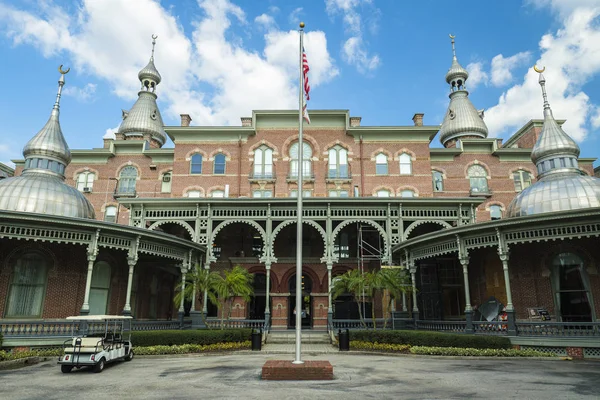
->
[410,267,419,319]
[402,292,407,312]
[122,257,137,316]
[80,253,97,315]
[203,263,210,315]
[499,251,516,335]
[178,265,186,326]
[327,262,333,326]
[264,262,271,327]
[460,257,474,333]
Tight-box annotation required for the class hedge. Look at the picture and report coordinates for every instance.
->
[135,341,251,355]
[130,329,253,347]
[0,332,3,347]
[409,346,554,357]
[0,349,63,362]
[348,330,512,349]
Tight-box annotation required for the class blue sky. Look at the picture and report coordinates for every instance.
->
[1,0,599,167]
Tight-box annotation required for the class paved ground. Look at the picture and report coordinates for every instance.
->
[1,353,599,400]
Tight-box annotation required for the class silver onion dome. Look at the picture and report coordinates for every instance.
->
[118,35,167,147]
[138,34,161,91]
[0,66,95,219]
[439,35,488,146]
[507,66,600,218]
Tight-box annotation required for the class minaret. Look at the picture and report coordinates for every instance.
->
[22,65,72,178]
[530,66,581,178]
[117,34,167,148]
[439,35,488,148]
[506,66,600,217]
[0,66,96,219]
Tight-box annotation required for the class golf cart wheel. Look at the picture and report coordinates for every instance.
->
[93,358,106,373]
[61,365,73,373]
[124,350,134,361]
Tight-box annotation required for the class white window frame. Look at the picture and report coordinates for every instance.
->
[375,153,388,175]
[376,189,391,197]
[328,189,349,197]
[211,190,225,198]
[76,172,95,191]
[328,145,349,178]
[290,142,312,178]
[254,146,274,179]
[468,165,489,193]
[186,190,202,198]
[104,206,117,223]
[400,190,415,198]
[399,153,412,175]
[252,190,273,198]
[432,171,444,192]
[290,189,312,198]
[512,170,532,192]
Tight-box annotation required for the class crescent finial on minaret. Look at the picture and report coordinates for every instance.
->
[534,65,546,73]
[58,65,70,75]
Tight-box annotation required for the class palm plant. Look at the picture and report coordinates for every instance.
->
[363,270,385,329]
[174,265,220,327]
[378,268,412,329]
[213,265,254,329]
[330,268,367,327]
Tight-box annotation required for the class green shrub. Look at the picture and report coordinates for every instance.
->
[135,341,251,355]
[0,332,3,347]
[0,348,63,362]
[409,346,554,357]
[348,330,512,349]
[130,329,253,347]
[350,341,410,352]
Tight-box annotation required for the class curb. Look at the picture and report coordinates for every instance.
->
[0,356,55,371]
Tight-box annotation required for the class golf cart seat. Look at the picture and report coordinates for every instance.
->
[64,337,102,353]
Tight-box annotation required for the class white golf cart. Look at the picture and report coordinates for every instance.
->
[58,315,134,373]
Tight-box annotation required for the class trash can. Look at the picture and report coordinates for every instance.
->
[338,329,349,351]
[251,328,262,351]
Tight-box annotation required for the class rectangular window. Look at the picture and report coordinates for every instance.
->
[290,190,312,198]
[328,190,349,197]
[432,171,444,192]
[252,190,273,198]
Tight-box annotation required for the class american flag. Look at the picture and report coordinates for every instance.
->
[302,47,311,124]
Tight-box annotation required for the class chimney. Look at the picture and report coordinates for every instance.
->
[412,113,424,126]
[349,117,361,127]
[241,117,252,127]
[180,114,192,127]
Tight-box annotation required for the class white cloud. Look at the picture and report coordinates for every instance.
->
[525,0,600,17]
[63,83,97,102]
[0,0,338,132]
[103,126,118,140]
[466,62,489,90]
[255,13,276,30]
[325,0,380,73]
[490,52,531,87]
[485,6,600,142]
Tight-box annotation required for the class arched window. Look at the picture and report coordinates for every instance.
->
[211,190,225,198]
[104,206,117,223]
[190,154,202,174]
[376,189,391,197]
[89,261,111,315]
[186,190,202,198]
[513,170,532,192]
[5,251,49,317]
[213,153,226,174]
[375,153,388,175]
[161,172,172,193]
[289,141,312,179]
[400,189,415,198]
[253,190,273,198]
[399,153,412,175]
[468,165,489,193]
[254,146,273,179]
[118,166,137,195]
[432,171,444,192]
[490,205,502,220]
[551,253,593,322]
[328,145,348,178]
[76,171,95,191]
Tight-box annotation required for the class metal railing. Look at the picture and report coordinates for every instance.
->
[249,171,276,181]
[204,319,265,329]
[516,322,600,337]
[416,320,467,333]
[0,320,77,337]
[132,320,183,331]
[473,321,508,335]
[332,318,390,330]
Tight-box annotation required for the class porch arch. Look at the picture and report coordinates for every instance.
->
[331,219,389,260]
[210,220,267,258]
[148,220,195,240]
[404,220,452,240]
[270,220,327,260]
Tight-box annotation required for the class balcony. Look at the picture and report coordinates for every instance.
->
[248,171,276,183]
[286,172,315,183]
[326,171,352,183]
[113,189,137,199]
[469,188,492,197]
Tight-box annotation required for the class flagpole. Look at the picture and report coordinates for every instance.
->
[293,22,305,365]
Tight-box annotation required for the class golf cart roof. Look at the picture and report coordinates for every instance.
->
[66,315,133,321]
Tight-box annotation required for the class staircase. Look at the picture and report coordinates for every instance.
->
[266,330,331,344]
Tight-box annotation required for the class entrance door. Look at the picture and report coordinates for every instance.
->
[249,273,268,320]
[552,253,594,322]
[288,274,313,328]
[89,261,111,315]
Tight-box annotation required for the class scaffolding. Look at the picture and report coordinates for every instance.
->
[357,223,384,318]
